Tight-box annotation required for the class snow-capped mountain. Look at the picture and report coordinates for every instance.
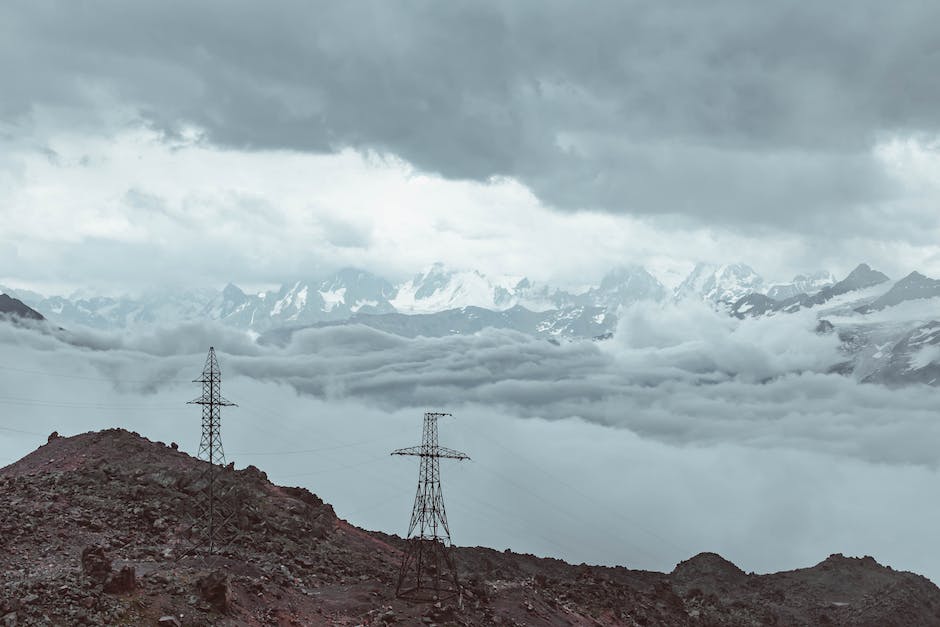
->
[765,271,835,301]
[389,263,526,313]
[6,288,218,330]
[376,263,667,315]
[725,263,940,386]
[674,263,764,305]
[9,261,940,387]
[581,266,666,311]
[858,321,940,386]
[258,269,397,326]
[4,263,670,339]
[730,263,890,319]
[857,271,940,313]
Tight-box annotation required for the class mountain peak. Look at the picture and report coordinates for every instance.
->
[221,282,246,299]
[675,262,764,305]
[591,266,666,308]
[832,263,889,295]
[0,293,45,321]
[861,270,940,312]
[765,270,835,301]
[899,270,928,283]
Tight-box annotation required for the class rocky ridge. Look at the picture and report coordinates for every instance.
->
[1,429,939,626]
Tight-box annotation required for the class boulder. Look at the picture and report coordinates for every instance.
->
[103,566,136,593]
[198,570,233,613]
[80,546,112,583]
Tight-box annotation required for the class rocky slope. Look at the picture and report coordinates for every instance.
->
[856,271,940,313]
[1,429,939,626]
[730,263,890,319]
[0,294,44,322]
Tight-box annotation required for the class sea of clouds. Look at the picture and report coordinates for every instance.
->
[2,300,939,582]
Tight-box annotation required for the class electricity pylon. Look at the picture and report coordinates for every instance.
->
[184,346,237,558]
[392,412,469,601]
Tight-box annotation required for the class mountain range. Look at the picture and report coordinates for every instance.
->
[0,262,835,334]
[5,261,940,387]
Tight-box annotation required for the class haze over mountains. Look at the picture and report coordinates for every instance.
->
[5,260,940,389]
[0,262,843,333]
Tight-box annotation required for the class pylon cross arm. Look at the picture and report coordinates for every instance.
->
[391,445,469,460]
[434,446,470,460]
[187,395,237,406]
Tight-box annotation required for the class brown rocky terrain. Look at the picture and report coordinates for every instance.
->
[1,429,939,626]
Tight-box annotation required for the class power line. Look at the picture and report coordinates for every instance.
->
[0,425,46,436]
[228,435,389,457]
[0,363,191,384]
[452,420,690,558]
[0,394,187,411]
[0,352,688,572]
[274,454,391,479]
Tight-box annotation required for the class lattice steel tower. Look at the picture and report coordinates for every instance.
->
[186,346,237,556]
[392,412,469,601]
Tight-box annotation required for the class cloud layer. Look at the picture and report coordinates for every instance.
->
[3,316,940,582]
[4,2,940,234]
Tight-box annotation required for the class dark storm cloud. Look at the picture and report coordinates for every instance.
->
[4,1,939,230]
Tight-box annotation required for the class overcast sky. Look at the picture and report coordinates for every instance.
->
[3,1,940,585]
[2,1,940,292]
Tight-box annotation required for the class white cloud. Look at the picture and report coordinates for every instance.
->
[3,319,940,583]
[3,125,940,295]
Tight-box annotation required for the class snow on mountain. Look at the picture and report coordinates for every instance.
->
[857,271,940,312]
[11,289,218,329]
[582,266,667,311]
[9,269,396,331]
[730,263,891,319]
[675,263,764,305]
[12,260,940,387]
[765,271,835,301]
[197,283,261,328]
[389,263,524,313]
[831,263,890,296]
[246,269,397,327]
[510,278,574,312]
[321,268,397,315]
[390,263,668,315]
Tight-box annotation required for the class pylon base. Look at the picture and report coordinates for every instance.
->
[396,537,460,602]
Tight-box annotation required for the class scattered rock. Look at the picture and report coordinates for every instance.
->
[103,566,136,593]
[198,570,233,613]
[81,545,112,582]
[3,428,940,626]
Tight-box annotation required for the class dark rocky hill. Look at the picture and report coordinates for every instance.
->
[0,293,44,322]
[1,429,939,626]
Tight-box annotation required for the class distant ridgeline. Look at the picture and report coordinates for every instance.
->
[5,261,940,386]
[0,293,44,322]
